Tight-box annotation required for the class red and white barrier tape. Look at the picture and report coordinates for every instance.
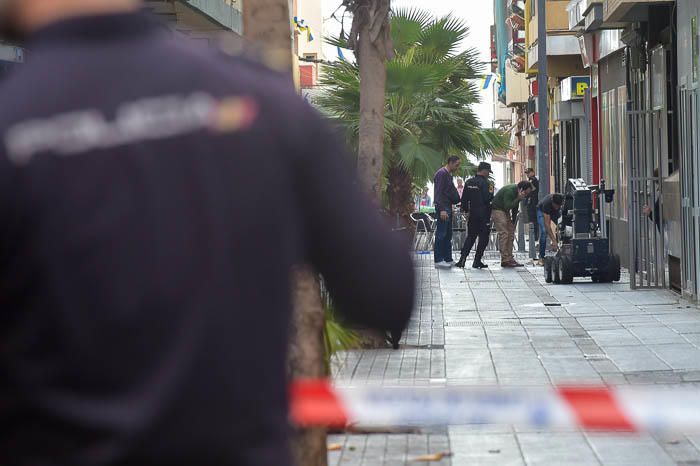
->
[290,379,700,433]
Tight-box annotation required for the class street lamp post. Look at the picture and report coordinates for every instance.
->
[537,0,549,198]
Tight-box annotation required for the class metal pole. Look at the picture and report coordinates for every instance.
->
[537,0,549,199]
[529,223,537,259]
[518,208,526,252]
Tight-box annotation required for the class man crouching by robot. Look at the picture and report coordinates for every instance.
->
[535,193,565,266]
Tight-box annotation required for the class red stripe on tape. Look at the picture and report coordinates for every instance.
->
[290,379,348,427]
[558,387,636,431]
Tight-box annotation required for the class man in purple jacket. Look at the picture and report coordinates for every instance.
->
[433,155,462,268]
[0,1,415,465]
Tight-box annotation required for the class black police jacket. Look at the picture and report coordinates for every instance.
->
[461,174,494,219]
[0,12,414,466]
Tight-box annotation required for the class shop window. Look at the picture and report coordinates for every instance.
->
[600,86,629,220]
[617,86,628,220]
[601,91,612,217]
[693,17,698,84]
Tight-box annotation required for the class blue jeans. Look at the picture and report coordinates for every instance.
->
[434,210,453,263]
[537,209,548,259]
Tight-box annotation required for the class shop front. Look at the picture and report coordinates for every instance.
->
[677,0,700,301]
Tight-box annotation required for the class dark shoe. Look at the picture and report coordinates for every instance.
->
[455,258,467,268]
[472,261,489,269]
[501,260,523,268]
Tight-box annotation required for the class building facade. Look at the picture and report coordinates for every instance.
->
[293,0,324,92]
[493,0,700,300]
[144,0,243,39]
[675,0,700,301]
[493,0,531,188]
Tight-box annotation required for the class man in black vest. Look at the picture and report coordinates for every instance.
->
[456,162,494,269]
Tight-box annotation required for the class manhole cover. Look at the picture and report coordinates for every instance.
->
[441,320,522,327]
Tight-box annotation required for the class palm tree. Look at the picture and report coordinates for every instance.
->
[318,9,509,219]
[340,0,393,201]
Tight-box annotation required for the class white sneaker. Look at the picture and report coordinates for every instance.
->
[435,261,452,269]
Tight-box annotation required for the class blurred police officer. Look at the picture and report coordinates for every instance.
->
[456,162,494,269]
[0,1,414,465]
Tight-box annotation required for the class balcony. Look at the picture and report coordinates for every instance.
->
[567,0,585,31]
[603,0,674,25]
[186,0,242,32]
[494,96,513,126]
[568,0,605,31]
[528,0,571,46]
[144,0,242,35]
[506,67,529,106]
[527,35,587,77]
[584,2,605,30]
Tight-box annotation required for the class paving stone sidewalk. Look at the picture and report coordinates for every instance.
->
[328,253,700,466]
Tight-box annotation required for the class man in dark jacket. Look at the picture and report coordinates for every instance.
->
[432,155,462,268]
[456,162,494,269]
[0,2,414,465]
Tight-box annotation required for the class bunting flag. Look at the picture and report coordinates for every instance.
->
[480,73,502,90]
[293,17,315,42]
[337,46,347,62]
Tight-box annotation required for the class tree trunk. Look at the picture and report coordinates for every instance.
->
[242,0,294,72]
[387,162,416,226]
[287,266,328,466]
[243,3,328,466]
[356,0,390,202]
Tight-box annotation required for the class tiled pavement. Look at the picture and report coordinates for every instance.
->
[328,253,700,466]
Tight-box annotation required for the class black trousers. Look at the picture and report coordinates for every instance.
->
[460,217,490,263]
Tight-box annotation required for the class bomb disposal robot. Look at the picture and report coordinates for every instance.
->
[544,179,621,284]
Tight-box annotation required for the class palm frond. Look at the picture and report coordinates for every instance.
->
[316,7,502,190]
[324,305,361,374]
[386,61,452,97]
[417,14,469,62]
[396,134,441,168]
[390,8,433,54]
[325,34,351,51]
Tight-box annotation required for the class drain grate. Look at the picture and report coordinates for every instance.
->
[441,320,523,327]
[400,344,445,350]
[583,354,609,361]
